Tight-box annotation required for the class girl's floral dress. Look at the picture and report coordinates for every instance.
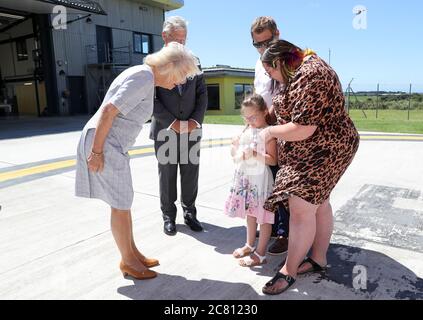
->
[224,127,275,225]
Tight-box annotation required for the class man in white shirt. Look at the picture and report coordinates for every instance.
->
[252,17,281,119]
[251,16,289,255]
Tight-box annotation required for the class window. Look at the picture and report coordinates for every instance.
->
[16,39,28,61]
[207,84,220,110]
[235,84,253,109]
[134,33,152,54]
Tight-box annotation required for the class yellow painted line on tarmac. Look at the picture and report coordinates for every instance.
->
[0,139,233,183]
[127,139,233,157]
[202,139,233,146]
[360,135,423,141]
[128,147,155,156]
[0,159,76,183]
[0,136,421,184]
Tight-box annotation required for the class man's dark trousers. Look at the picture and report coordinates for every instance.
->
[154,131,201,222]
[270,165,290,238]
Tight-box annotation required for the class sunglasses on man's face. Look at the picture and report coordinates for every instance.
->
[252,38,274,49]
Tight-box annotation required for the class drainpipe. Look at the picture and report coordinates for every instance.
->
[32,18,41,116]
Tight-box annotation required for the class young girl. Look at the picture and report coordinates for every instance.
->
[224,94,278,267]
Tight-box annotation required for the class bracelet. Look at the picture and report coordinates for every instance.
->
[91,150,103,157]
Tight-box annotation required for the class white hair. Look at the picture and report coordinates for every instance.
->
[163,16,188,35]
[144,42,201,84]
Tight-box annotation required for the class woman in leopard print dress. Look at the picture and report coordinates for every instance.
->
[259,40,360,295]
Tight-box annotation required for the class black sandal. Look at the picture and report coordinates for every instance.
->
[298,257,326,275]
[262,272,296,295]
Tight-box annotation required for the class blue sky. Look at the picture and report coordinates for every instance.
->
[168,0,423,92]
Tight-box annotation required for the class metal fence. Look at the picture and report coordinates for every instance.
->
[344,82,423,120]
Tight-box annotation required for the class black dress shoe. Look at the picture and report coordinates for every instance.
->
[184,214,203,232]
[164,221,177,236]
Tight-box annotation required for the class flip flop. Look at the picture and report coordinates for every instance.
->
[262,272,296,295]
[298,257,327,275]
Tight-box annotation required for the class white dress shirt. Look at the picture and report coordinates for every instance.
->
[254,58,274,109]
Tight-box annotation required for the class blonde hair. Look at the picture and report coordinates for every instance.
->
[144,42,201,84]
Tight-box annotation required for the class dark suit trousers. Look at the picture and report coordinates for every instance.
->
[154,132,201,222]
[270,165,290,238]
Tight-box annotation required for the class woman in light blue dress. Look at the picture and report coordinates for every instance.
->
[75,42,200,280]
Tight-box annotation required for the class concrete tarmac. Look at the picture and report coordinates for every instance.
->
[0,117,422,300]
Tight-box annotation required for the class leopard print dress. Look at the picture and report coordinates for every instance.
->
[264,54,360,212]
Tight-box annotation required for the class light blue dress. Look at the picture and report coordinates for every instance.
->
[75,64,154,210]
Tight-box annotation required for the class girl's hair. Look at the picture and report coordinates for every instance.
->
[144,42,201,85]
[241,94,268,113]
[261,40,311,83]
[163,16,188,35]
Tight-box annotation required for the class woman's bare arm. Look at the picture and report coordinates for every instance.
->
[265,122,317,142]
[88,103,120,173]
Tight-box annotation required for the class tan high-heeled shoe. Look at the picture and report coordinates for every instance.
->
[137,253,159,268]
[120,261,157,280]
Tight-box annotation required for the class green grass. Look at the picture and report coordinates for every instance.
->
[204,109,423,134]
[204,115,244,125]
[349,109,423,134]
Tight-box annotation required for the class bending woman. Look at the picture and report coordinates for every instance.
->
[75,42,200,280]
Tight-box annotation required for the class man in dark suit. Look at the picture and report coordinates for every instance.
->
[150,16,208,236]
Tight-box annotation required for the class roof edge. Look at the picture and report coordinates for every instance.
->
[137,0,184,11]
[36,0,107,15]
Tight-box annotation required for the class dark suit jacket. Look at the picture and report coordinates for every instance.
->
[149,72,208,140]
